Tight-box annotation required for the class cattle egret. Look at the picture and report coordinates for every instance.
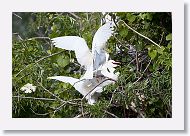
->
[51,21,115,79]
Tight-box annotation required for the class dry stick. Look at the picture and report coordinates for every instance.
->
[30,108,50,116]
[103,110,119,118]
[119,20,161,48]
[135,51,139,72]
[15,51,64,77]
[13,13,22,19]
[27,37,51,41]
[159,32,165,46]
[12,96,57,101]
[74,112,89,118]
[80,101,84,117]
[52,102,67,117]
[129,106,145,118]
[133,60,151,85]
[68,12,81,20]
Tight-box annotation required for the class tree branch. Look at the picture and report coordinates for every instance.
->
[12,96,57,101]
[14,51,64,77]
[133,60,151,84]
[119,20,161,48]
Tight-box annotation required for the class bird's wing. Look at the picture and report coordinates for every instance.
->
[48,76,88,96]
[48,76,79,86]
[48,76,96,104]
[92,22,114,52]
[52,36,92,69]
[92,22,114,70]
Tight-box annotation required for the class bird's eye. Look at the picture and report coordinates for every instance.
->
[107,68,110,72]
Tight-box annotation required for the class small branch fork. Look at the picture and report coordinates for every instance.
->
[133,60,151,84]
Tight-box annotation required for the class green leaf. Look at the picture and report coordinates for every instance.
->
[120,28,128,37]
[57,56,70,68]
[166,33,172,41]
[146,13,153,21]
[47,50,51,55]
[167,43,172,49]
[148,50,157,60]
[127,14,136,23]
[157,46,165,54]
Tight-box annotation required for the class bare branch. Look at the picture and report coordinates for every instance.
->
[13,13,22,19]
[12,96,57,101]
[74,112,89,118]
[135,51,139,72]
[103,110,119,118]
[119,20,161,48]
[133,60,151,84]
[67,12,81,20]
[27,37,51,41]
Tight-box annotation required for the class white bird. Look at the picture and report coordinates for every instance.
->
[51,22,115,79]
[48,59,119,105]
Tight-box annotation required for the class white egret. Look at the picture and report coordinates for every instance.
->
[51,21,115,79]
[49,22,120,104]
[48,59,120,105]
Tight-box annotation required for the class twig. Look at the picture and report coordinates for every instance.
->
[27,37,51,41]
[35,51,64,64]
[14,51,64,77]
[102,89,117,117]
[129,106,145,118]
[135,51,139,72]
[51,102,67,117]
[30,98,81,117]
[74,112,89,118]
[37,81,65,102]
[12,96,57,101]
[103,110,119,118]
[81,78,116,101]
[159,32,164,46]
[13,13,22,19]
[30,108,50,116]
[80,101,84,117]
[119,20,161,48]
[133,60,151,84]
[67,12,81,20]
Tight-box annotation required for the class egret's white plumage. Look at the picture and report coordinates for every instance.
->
[51,22,114,79]
[92,22,114,70]
[49,22,119,104]
[98,60,120,81]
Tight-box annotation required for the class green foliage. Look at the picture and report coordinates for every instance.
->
[12,12,172,118]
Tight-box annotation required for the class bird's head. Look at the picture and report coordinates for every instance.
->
[107,60,121,68]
